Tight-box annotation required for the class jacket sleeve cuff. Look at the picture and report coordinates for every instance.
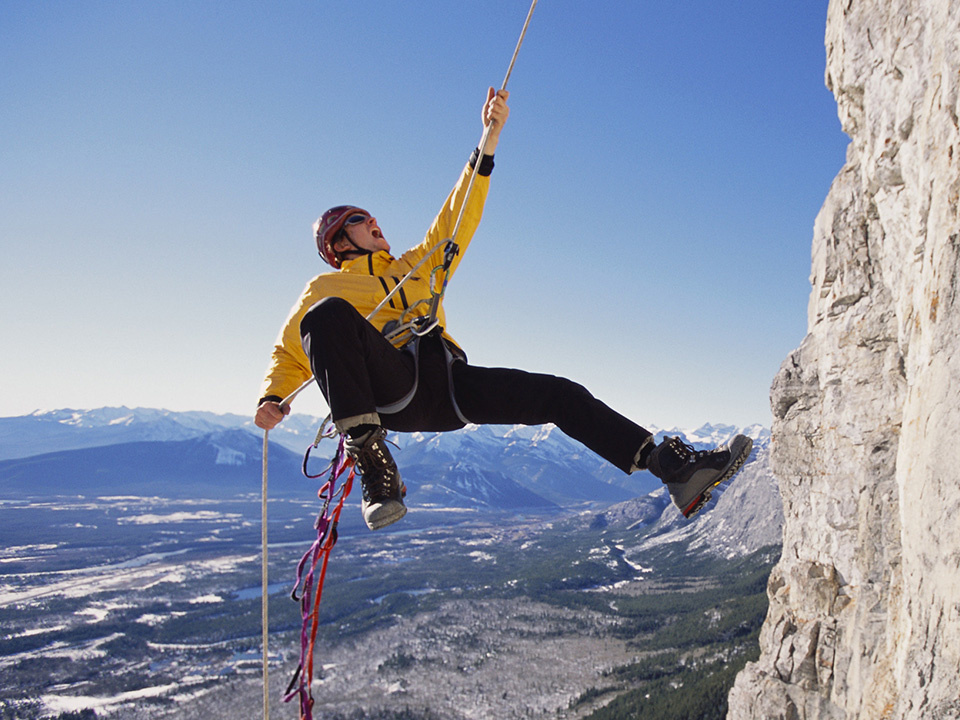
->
[469,147,495,176]
[258,395,284,407]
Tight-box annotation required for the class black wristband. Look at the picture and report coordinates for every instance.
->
[469,147,495,176]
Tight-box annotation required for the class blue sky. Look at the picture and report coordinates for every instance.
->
[1,1,846,430]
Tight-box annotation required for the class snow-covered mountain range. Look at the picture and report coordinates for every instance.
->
[0,407,779,549]
[1,408,770,496]
[0,406,769,461]
[0,407,273,460]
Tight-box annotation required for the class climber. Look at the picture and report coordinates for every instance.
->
[255,87,753,530]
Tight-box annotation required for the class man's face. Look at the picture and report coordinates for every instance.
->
[337,214,391,255]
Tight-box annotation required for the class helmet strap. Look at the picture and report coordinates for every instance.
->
[334,229,372,265]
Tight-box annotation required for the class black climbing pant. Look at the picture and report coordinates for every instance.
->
[300,296,652,473]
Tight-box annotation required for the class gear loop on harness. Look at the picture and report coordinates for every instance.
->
[301,414,343,480]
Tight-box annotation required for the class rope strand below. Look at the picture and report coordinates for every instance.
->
[261,429,271,720]
[283,434,354,720]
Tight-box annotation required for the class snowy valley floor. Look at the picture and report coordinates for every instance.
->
[1,495,775,720]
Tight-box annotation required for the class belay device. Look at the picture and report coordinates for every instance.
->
[260,2,538,718]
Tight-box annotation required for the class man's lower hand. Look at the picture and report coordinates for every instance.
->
[255,401,289,430]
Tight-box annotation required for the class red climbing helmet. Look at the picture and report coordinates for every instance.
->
[314,205,371,268]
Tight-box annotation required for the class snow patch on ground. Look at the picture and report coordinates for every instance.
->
[189,594,223,604]
[467,550,495,563]
[42,682,180,716]
[117,511,242,525]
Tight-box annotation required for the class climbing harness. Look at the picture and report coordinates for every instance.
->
[259,2,538,717]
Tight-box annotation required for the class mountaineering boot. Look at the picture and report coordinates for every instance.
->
[345,427,407,530]
[646,434,753,519]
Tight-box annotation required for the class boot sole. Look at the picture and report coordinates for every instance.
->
[680,436,753,519]
[363,500,408,531]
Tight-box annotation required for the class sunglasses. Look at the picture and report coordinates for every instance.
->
[344,213,369,226]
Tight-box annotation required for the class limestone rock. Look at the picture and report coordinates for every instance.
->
[728,0,960,718]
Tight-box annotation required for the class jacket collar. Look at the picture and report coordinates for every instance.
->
[340,250,395,275]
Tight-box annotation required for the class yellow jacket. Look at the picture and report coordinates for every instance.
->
[259,160,491,404]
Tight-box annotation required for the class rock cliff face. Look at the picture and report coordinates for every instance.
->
[728,1,960,718]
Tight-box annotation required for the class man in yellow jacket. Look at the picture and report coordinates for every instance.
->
[256,88,752,531]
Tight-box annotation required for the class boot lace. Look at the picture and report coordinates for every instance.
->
[348,432,401,502]
[665,436,711,462]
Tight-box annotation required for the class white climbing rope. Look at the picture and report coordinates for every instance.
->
[261,428,270,720]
